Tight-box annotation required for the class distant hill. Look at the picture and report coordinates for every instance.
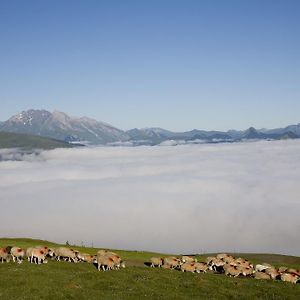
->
[126,126,300,145]
[1,109,299,145]
[0,131,75,149]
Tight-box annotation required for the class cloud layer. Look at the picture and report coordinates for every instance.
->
[1,140,300,255]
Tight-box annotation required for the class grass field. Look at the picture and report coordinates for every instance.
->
[0,238,299,299]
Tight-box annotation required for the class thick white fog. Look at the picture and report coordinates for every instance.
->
[1,140,300,255]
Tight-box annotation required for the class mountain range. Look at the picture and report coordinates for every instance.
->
[0,109,299,146]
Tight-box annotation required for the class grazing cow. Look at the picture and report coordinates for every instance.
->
[164,257,182,269]
[26,247,48,264]
[109,254,122,269]
[254,272,271,280]
[182,256,197,263]
[26,248,34,262]
[150,257,163,268]
[0,247,11,263]
[94,255,115,271]
[255,264,270,272]
[223,265,242,277]
[241,266,255,277]
[32,246,55,258]
[74,252,86,262]
[81,253,95,263]
[210,258,225,273]
[233,261,253,270]
[94,250,123,271]
[34,246,54,257]
[181,262,196,273]
[286,268,300,276]
[233,258,252,268]
[281,273,299,284]
[31,249,48,264]
[194,262,209,273]
[265,268,281,280]
[10,247,25,264]
[55,247,78,263]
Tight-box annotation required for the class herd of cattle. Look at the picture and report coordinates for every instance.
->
[0,246,299,284]
[0,246,125,271]
[150,253,300,284]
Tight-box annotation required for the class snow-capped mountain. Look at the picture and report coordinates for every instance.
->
[0,109,129,144]
[0,109,299,146]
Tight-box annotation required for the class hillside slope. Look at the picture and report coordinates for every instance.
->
[0,238,299,299]
[0,131,74,149]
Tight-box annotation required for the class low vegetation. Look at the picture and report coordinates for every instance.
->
[0,131,74,149]
[0,238,299,299]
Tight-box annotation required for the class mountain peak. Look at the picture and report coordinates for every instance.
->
[8,109,51,126]
[1,109,127,144]
[247,126,257,132]
[243,127,265,139]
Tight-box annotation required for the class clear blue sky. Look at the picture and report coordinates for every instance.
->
[0,0,299,131]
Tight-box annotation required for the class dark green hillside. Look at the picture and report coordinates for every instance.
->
[0,238,299,299]
[0,131,75,149]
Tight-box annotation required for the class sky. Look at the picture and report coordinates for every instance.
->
[0,0,299,131]
[1,140,300,255]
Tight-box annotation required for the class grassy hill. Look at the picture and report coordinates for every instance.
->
[0,238,299,299]
[0,131,75,149]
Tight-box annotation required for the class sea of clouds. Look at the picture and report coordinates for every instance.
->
[1,140,300,255]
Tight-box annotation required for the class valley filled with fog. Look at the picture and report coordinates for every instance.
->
[1,140,300,255]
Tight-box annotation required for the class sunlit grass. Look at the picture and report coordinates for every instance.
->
[0,238,299,299]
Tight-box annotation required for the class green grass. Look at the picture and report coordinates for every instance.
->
[0,131,74,149]
[0,238,299,299]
